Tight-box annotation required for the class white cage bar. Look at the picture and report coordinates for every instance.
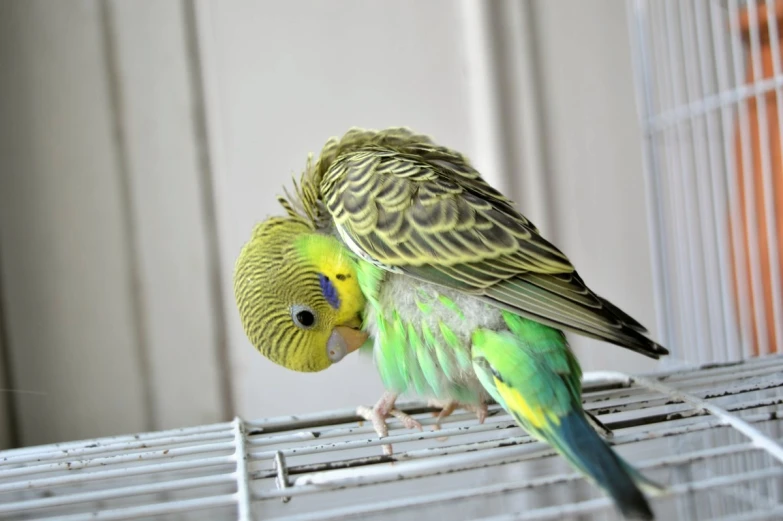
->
[628,0,783,365]
[1,355,782,520]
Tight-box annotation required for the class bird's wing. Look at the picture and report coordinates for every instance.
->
[316,128,667,358]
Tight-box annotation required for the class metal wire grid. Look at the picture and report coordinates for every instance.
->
[627,0,783,365]
[0,355,781,521]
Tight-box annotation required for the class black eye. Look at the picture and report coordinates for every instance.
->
[291,304,316,329]
[296,310,315,327]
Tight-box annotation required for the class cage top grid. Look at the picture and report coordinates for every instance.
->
[1,355,782,521]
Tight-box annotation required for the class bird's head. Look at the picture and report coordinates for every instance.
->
[233,217,368,372]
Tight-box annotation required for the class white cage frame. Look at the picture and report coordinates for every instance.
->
[1,355,782,520]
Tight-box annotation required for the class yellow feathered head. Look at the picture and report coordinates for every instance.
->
[233,217,368,372]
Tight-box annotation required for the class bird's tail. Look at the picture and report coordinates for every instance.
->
[471,322,664,520]
[543,410,661,520]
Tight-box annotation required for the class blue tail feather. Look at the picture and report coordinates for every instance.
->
[551,412,656,520]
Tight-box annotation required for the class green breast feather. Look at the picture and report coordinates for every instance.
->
[357,259,499,404]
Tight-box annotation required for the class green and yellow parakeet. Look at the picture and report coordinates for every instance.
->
[234,128,667,520]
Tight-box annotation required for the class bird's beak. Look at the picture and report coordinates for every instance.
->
[326,326,369,363]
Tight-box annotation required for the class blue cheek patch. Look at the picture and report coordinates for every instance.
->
[318,273,341,309]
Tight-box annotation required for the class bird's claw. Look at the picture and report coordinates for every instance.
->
[388,408,424,431]
[357,392,422,455]
[428,400,488,434]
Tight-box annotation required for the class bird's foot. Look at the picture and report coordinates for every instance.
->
[428,400,488,436]
[469,402,489,425]
[357,391,422,455]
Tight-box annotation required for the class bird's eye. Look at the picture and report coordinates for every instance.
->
[291,304,316,329]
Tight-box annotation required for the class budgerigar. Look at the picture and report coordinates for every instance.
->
[234,128,668,520]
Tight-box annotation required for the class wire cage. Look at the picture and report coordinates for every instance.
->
[3,3,783,520]
[627,0,783,365]
[1,355,782,520]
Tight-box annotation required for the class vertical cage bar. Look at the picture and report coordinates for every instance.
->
[651,0,690,356]
[729,0,772,355]
[232,417,252,521]
[695,0,744,362]
[753,0,783,353]
[628,0,676,352]
[680,1,730,362]
[746,0,783,354]
[649,0,685,356]
[711,0,757,361]
[663,0,711,363]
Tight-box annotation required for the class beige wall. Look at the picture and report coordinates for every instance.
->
[0,0,661,447]
[0,0,230,447]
